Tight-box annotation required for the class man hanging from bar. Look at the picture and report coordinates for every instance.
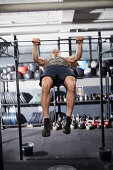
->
[32,36,83,137]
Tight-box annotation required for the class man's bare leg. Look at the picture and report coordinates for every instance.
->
[41,77,53,137]
[63,76,76,134]
[41,77,53,118]
[64,76,76,116]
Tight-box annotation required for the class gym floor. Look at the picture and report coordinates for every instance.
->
[2,126,113,170]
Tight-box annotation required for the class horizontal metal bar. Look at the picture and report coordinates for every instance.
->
[1,100,108,107]
[0,37,110,44]
[0,1,113,12]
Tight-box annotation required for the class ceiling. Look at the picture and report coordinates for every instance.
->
[0,0,113,40]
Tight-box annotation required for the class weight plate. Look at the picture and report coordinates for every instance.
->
[10,112,17,125]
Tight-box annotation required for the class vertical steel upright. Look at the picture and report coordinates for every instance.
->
[0,51,4,169]
[0,114,4,170]
[68,37,72,56]
[57,38,61,112]
[89,36,92,64]
[14,36,23,160]
[98,31,105,148]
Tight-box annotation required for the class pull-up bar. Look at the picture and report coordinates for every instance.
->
[0,36,111,43]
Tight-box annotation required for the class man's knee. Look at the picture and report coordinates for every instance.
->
[67,82,76,92]
[65,77,76,92]
[42,77,53,93]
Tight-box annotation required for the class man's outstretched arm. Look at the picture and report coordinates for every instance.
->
[65,36,84,66]
[32,38,47,67]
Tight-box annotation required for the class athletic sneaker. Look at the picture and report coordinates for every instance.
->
[63,116,72,134]
[42,118,51,137]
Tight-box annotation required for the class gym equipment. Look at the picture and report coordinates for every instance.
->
[76,114,81,123]
[79,95,84,101]
[98,32,112,160]
[1,72,8,80]
[55,112,66,121]
[91,61,98,69]
[91,61,99,76]
[84,67,92,78]
[96,120,101,129]
[109,66,113,77]
[55,91,66,102]
[77,121,85,129]
[29,94,41,104]
[75,67,84,78]
[92,93,97,100]
[70,116,77,129]
[28,112,37,124]
[84,93,88,101]
[6,73,12,80]
[23,70,34,79]
[102,60,109,69]
[78,60,88,70]
[57,114,62,122]
[22,142,34,156]
[96,67,107,77]
[0,37,11,57]
[21,92,33,103]
[56,120,62,130]
[27,63,39,72]
[2,112,18,125]
[2,112,10,125]
[11,71,23,80]
[1,70,23,80]
[18,65,28,74]
[1,92,33,104]
[28,112,42,124]
[80,114,88,121]
[86,123,94,130]
[104,120,111,128]
[6,65,15,73]
[85,120,95,130]
[52,122,58,131]
[33,112,42,124]
[9,112,18,125]
[96,60,109,77]
[34,70,41,80]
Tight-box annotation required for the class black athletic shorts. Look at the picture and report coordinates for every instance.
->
[40,65,76,87]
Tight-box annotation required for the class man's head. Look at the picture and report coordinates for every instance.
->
[50,49,60,58]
